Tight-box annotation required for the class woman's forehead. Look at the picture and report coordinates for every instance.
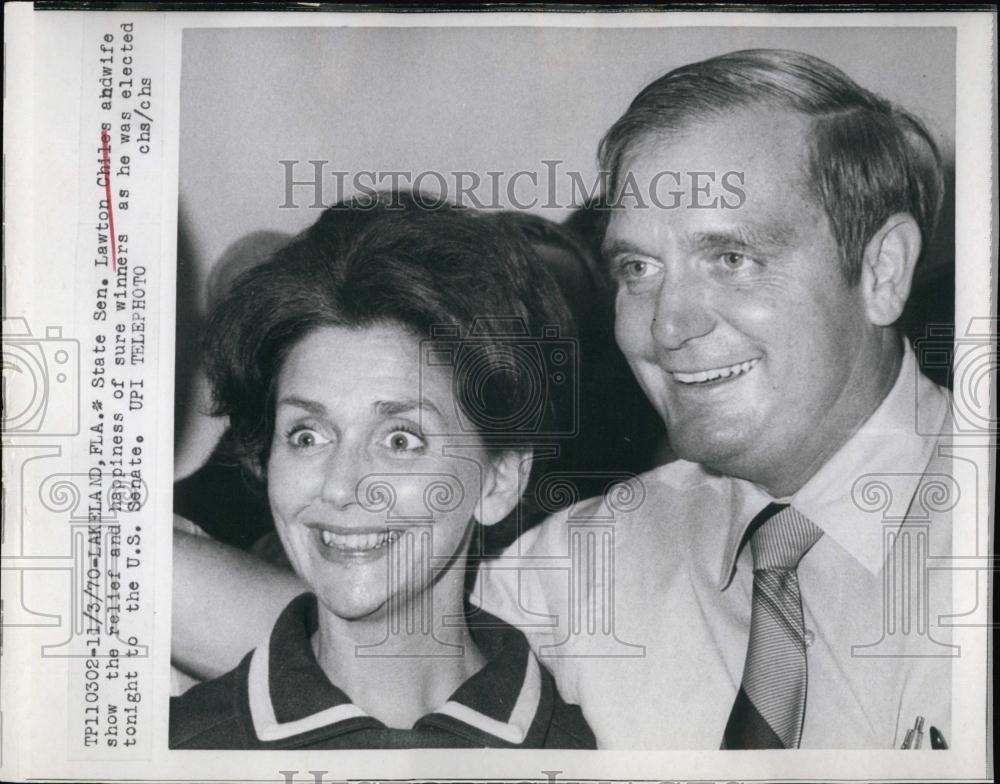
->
[277,325,456,412]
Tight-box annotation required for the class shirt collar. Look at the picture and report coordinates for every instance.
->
[419,613,545,745]
[717,472,774,589]
[246,593,548,746]
[718,343,950,588]
[246,594,370,743]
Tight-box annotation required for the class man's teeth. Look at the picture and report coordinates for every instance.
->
[319,530,402,551]
[671,358,758,385]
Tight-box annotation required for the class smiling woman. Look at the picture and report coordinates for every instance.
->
[168,193,596,749]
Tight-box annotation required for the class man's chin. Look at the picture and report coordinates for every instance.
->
[667,426,761,478]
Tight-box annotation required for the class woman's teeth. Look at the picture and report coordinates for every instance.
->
[319,529,402,551]
[671,358,758,385]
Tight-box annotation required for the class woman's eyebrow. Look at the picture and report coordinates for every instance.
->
[275,396,447,423]
[275,396,326,416]
[375,398,444,420]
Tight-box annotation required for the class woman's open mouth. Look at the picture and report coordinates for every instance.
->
[317,528,403,552]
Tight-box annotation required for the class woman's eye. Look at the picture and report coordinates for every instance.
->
[383,429,426,454]
[286,427,328,449]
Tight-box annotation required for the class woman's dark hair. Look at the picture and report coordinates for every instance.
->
[204,191,571,478]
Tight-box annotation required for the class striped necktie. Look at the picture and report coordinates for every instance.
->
[722,503,823,749]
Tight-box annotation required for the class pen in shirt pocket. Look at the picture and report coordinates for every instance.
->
[900,716,948,749]
[900,715,924,749]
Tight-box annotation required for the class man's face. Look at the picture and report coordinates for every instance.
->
[606,108,886,495]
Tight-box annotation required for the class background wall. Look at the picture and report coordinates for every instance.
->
[180,25,954,305]
[176,24,956,473]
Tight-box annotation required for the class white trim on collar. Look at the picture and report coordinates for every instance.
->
[247,642,367,743]
[247,625,543,745]
[434,651,542,745]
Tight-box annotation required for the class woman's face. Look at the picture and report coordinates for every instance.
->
[267,323,489,621]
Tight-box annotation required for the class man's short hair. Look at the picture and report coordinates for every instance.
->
[598,49,946,284]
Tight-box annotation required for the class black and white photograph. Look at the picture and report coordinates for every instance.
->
[170,20,962,749]
[1,7,994,784]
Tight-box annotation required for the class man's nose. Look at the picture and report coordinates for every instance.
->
[651,266,714,350]
[319,447,362,509]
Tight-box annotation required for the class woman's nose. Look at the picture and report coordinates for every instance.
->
[318,447,362,509]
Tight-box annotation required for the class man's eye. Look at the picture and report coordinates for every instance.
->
[383,429,426,454]
[720,252,754,271]
[286,427,329,449]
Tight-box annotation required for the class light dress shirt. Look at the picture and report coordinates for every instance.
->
[473,343,954,749]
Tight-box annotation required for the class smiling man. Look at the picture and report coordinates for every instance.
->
[172,48,955,752]
[474,49,953,749]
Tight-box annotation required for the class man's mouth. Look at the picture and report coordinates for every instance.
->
[316,528,403,552]
[669,358,759,385]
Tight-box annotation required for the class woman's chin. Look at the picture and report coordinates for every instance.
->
[314,587,387,623]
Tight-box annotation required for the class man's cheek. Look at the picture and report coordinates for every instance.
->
[631,362,671,419]
[614,303,652,360]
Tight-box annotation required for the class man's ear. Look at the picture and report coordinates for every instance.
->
[860,212,922,326]
[476,449,533,527]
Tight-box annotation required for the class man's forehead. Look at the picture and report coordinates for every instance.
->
[618,107,816,194]
[605,111,821,250]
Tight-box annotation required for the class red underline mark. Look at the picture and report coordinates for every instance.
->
[100,129,118,272]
